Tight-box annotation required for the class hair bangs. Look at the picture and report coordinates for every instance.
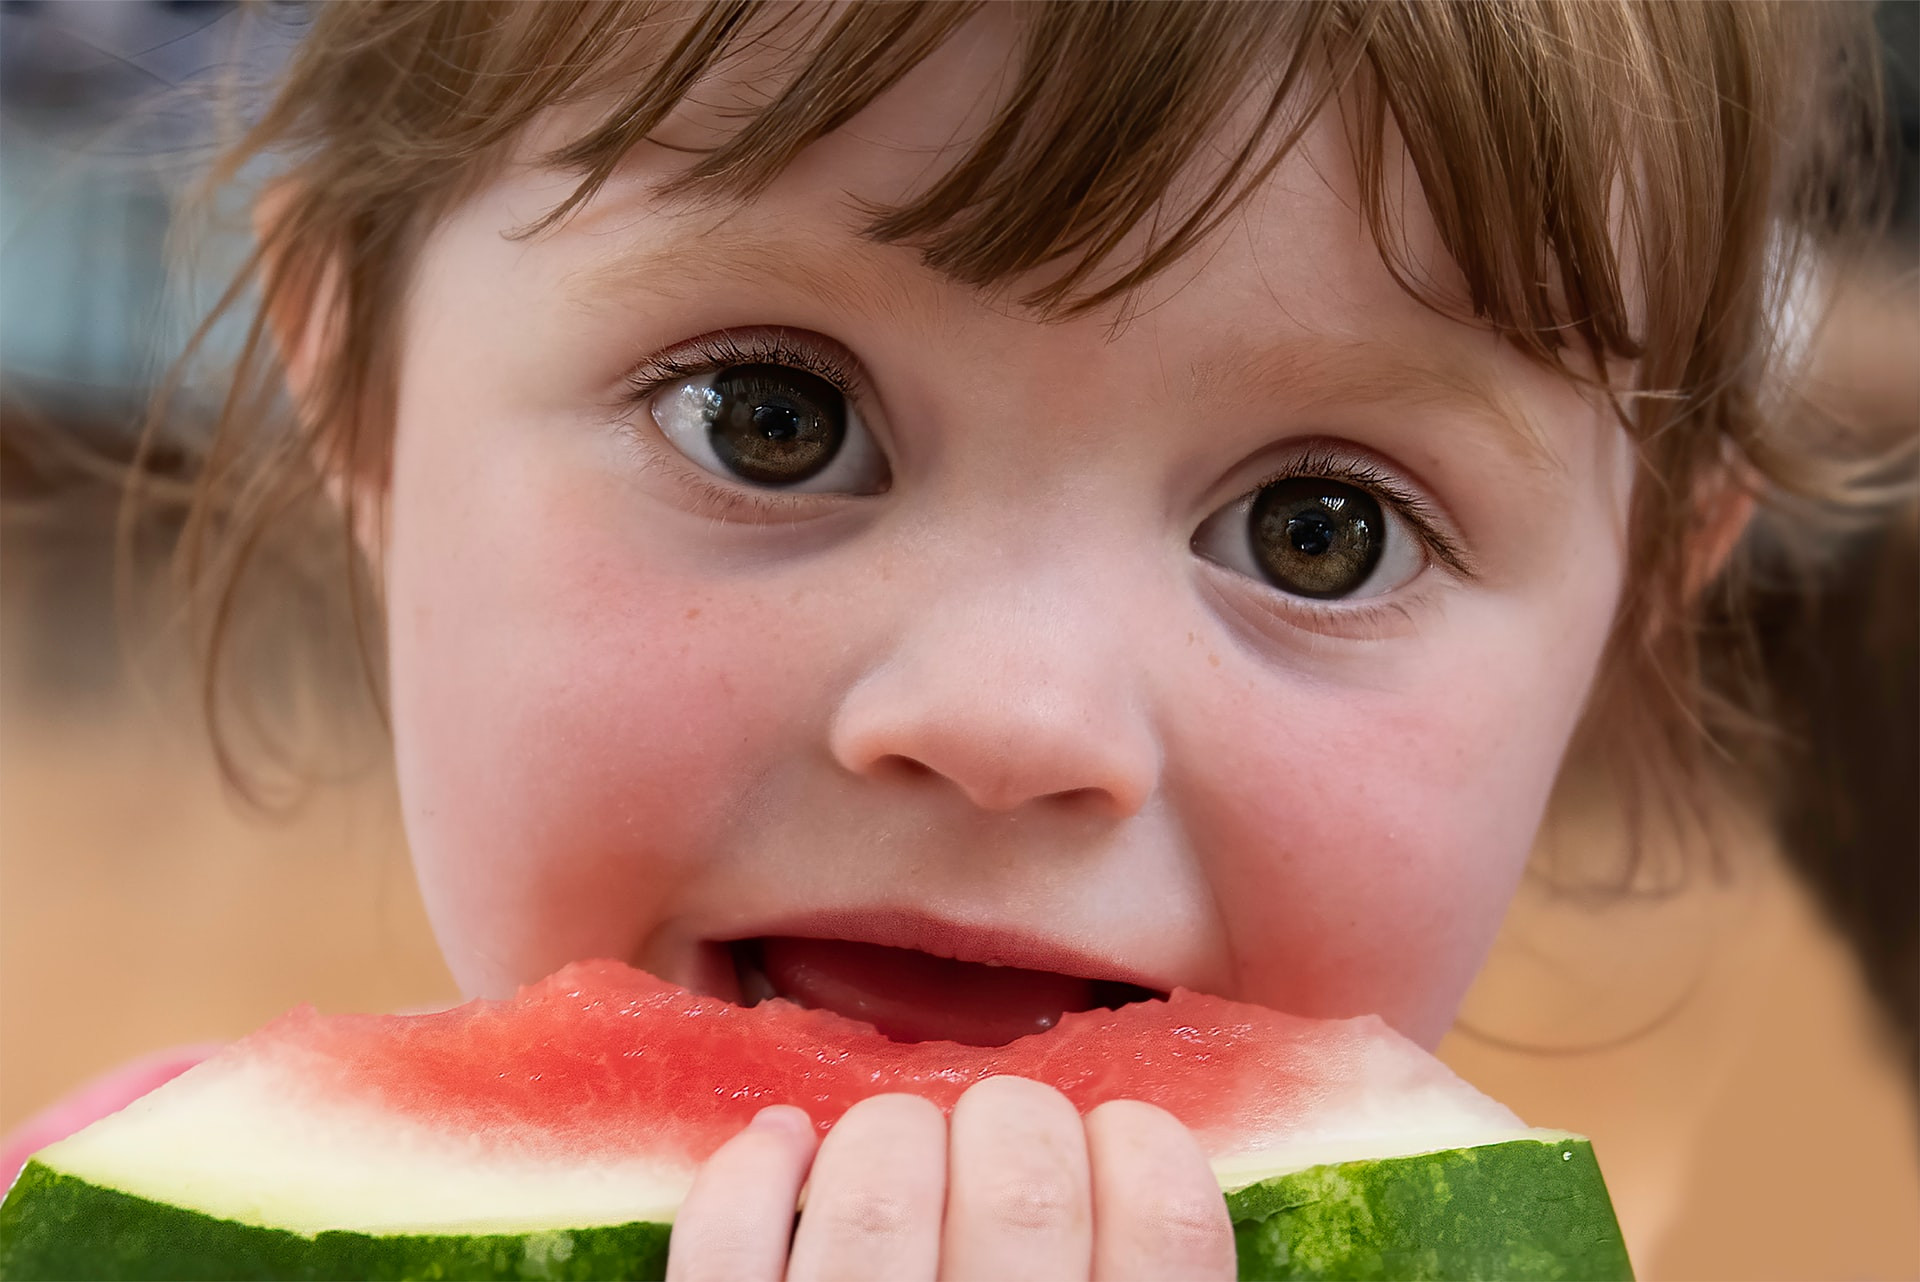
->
[519,2,1351,318]
[466,0,1821,386]
[275,0,1850,380]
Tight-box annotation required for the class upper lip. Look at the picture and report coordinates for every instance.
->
[722,906,1175,994]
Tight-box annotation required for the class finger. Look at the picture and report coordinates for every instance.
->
[666,1105,819,1282]
[940,1076,1092,1282]
[786,1094,946,1282]
[1084,1100,1235,1282]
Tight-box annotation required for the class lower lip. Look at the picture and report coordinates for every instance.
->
[733,936,1164,1047]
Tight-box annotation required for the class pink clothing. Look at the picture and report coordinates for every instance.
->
[1,1045,223,1191]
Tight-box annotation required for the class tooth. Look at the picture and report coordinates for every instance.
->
[739,959,777,1007]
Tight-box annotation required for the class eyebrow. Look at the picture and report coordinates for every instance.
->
[559,216,939,332]
[1184,337,1564,476]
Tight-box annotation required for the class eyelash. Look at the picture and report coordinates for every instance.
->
[1241,589,1419,643]
[622,329,863,407]
[1252,448,1473,579]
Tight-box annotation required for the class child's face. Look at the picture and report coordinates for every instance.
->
[378,35,1632,1050]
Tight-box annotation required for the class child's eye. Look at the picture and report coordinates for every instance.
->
[643,338,888,495]
[1193,459,1448,601]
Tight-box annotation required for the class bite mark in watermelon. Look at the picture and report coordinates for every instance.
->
[0,960,1632,1280]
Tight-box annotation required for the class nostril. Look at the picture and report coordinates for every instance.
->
[870,766,1123,816]
[875,754,936,782]
[868,755,1096,812]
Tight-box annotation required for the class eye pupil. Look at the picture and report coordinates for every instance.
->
[706,363,844,484]
[1250,478,1384,598]
[751,402,802,441]
[1287,515,1336,557]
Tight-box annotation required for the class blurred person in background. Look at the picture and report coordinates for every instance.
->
[0,3,1914,1278]
[1752,0,1918,1089]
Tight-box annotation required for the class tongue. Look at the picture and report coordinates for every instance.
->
[755,937,1101,1046]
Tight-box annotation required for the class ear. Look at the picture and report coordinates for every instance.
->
[1686,463,1758,597]
[252,179,340,411]
[251,181,381,559]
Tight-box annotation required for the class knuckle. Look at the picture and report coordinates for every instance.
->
[984,1173,1081,1233]
[1141,1190,1232,1254]
[818,1185,917,1241]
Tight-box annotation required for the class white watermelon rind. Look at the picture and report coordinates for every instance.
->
[0,1136,1631,1280]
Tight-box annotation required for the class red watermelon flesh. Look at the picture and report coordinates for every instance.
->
[256,959,1513,1165]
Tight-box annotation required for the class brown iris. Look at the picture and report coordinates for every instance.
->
[705,363,845,485]
[1249,477,1384,598]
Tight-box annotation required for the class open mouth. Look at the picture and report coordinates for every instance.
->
[729,936,1167,1047]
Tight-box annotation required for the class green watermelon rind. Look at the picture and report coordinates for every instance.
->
[0,1137,1629,1281]
[0,1161,669,1282]
[1224,1137,1632,1280]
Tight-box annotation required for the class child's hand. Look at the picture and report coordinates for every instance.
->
[666,1076,1236,1281]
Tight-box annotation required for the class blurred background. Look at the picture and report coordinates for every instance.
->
[0,3,1915,1278]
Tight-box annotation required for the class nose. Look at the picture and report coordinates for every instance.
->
[827,572,1162,818]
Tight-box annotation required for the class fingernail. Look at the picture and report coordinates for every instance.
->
[750,1105,810,1136]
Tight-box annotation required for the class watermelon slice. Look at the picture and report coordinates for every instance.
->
[0,960,1630,1280]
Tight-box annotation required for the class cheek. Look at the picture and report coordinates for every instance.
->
[1182,598,1617,1047]
[385,453,831,997]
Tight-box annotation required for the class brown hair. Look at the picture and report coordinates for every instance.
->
[165,1,1895,869]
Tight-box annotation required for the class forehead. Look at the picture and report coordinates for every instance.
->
[480,28,1569,474]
